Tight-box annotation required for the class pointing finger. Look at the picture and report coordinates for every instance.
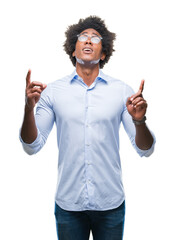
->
[130,80,145,102]
[139,79,145,94]
[26,69,31,87]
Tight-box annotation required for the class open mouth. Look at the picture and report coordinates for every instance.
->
[82,48,93,53]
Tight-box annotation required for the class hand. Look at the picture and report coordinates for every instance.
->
[126,80,147,121]
[25,69,47,111]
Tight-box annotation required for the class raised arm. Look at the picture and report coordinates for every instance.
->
[126,80,154,150]
[21,70,47,144]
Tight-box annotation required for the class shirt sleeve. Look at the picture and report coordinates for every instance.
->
[121,84,156,157]
[19,84,55,155]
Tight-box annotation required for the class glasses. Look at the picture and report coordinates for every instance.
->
[77,34,103,44]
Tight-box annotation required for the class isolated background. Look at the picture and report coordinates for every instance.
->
[0,0,174,239]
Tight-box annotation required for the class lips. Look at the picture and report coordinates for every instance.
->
[82,47,93,53]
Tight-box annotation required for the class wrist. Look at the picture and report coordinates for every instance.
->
[132,116,146,126]
[25,103,34,114]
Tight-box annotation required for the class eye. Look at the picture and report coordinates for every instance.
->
[91,36,101,44]
[78,34,88,42]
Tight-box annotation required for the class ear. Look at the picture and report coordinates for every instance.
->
[72,51,76,57]
[100,52,106,61]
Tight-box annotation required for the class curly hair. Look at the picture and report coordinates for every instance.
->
[63,16,116,68]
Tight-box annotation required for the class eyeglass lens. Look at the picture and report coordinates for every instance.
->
[78,34,102,44]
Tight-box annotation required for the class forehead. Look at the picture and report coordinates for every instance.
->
[80,28,101,37]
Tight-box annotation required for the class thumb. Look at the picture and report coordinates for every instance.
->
[126,97,132,107]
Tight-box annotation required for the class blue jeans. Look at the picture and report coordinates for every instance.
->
[54,201,125,240]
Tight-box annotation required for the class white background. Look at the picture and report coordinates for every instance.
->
[0,0,175,239]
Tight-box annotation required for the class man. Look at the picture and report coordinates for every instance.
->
[20,16,155,240]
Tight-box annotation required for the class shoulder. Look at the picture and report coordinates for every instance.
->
[100,72,135,102]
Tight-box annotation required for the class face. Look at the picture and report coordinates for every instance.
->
[72,28,106,64]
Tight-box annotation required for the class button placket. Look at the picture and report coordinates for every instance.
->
[85,88,90,149]
[84,88,93,199]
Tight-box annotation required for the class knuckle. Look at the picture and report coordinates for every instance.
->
[33,92,40,97]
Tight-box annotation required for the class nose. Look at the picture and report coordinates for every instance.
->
[85,36,92,45]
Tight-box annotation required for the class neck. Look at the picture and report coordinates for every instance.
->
[76,62,100,87]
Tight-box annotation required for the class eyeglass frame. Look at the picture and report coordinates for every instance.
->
[77,33,103,44]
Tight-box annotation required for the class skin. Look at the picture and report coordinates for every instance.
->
[21,70,47,143]
[126,80,153,149]
[21,28,153,149]
[72,28,106,86]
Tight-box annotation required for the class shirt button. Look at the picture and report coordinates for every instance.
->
[86,124,90,128]
[86,143,90,146]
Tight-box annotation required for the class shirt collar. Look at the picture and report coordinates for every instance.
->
[69,69,108,84]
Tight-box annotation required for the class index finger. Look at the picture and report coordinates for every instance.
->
[139,79,145,93]
[26,69,31,87]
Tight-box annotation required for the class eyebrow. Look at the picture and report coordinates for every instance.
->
[81,32,100,37]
